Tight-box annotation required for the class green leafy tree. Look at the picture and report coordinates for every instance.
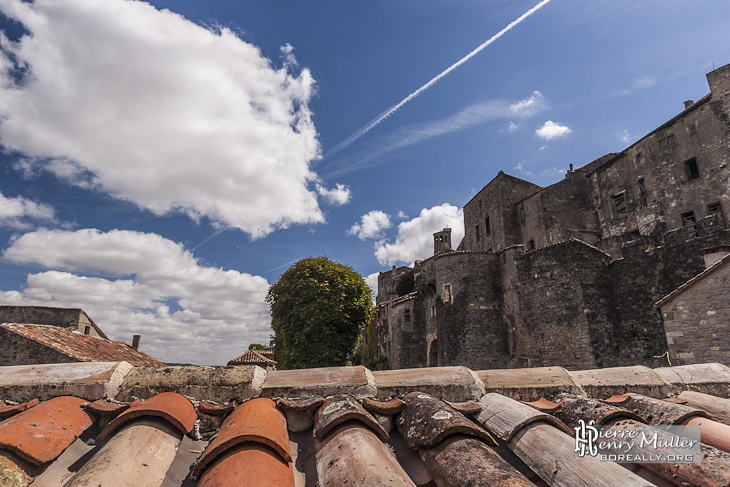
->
[248,343,267,350]
[266,256,374,369]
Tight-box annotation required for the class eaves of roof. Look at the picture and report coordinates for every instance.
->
[0,323,165,367]
[655,252,730,307]
[2,360,730,486]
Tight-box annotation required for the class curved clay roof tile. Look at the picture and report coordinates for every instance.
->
[193,397,292,478]
[0,396,93,465]
[397,392,495,450]
[97,392,196,440]
[313,394,388,440]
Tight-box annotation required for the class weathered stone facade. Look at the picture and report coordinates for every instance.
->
[656,251,730,365]
[0,305,106,338]
[372,64,730,371]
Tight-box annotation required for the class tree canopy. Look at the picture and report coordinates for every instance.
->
[266,256,374,369]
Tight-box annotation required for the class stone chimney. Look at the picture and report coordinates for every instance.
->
[433,228,452,255]
[707,63,730,98]
[132,335,141,350]
[684,100,694,109]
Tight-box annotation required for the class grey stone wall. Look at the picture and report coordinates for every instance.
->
[0,305,103,338]
[661,262,730,365]
[0,329,77,366]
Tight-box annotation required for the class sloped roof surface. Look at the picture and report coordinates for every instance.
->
[228,349,277,365]
[2,361,730,486]
[0,323,165,367]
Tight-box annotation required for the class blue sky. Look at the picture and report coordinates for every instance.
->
[0,0,728,365]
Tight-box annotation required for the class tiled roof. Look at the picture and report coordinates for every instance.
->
[0,323,165,367]
[3,361,730,486]
[655,252,730,307]
[227,349,277,366]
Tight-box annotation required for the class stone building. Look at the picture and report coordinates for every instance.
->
[0,305,164,367]
[371,63,730,371]
[656,248,730,365]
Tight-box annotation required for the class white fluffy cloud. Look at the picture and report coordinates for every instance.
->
[535,120,572,140]
[1,228,272,364]
[348,210,392,240]
[374,204,464,266]
[0,191,55,229]
[0,0,348,238]
[316,183,351,206]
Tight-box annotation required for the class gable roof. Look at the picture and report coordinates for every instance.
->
[655,252,730,307]
[0,323,165,367]
[227,349,277,366]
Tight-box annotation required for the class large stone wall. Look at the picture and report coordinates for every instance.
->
[660,260,730,365]
[370,64,730,371]
[0,328,77,366]
[0,305,103,338]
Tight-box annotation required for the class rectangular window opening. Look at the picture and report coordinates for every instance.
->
[518,203,525,224]
[708,201,726,226]
[528,239,535,251]
[404,309,411,323]
[599,170,607,182]
[443,284,452,303]
[682,211,698,238]
[685,158,700,181]
[658,131,676,150]
[475,224,480,242]
[485,217,491,235]
[612,191,627,219]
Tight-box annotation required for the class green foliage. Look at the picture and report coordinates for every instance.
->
[248,343,267,350]
[266,256,374,369]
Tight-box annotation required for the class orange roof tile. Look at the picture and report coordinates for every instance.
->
[227,349,276,366]
[0,396,93,465]
[0,323,165,367]
[194,397,292,478]
[98,392,197,440]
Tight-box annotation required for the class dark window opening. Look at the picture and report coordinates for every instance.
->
[682,211,697,238]
[478,199,482,209]
[708,201,726,226]
[635,152,643,165]
[658,131,676,150]
[475,224,480,242]
[685,158,700,181]
[443,284,452,303]
[518,203,525,224]
[84,325,91,335]
[485,217,491,235]
[688,123,697,136]
[528,239,535,250]
[404,309,411,323]
[637,179,647,206]
[612,191,627,219]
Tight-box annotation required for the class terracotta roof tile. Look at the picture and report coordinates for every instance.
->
[0,398,39,420]
[313,394,388,440]
[0,324,164,367]
[315,422,415,487]
[98,392,196,440]
[420,436,534,487]
[227,349,277,366]
[0,396,93,465]
[397,392,494,450]
[194,397,292,478]
[197,443,295,487]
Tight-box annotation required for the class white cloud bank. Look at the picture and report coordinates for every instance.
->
[0,191,55,229]
[0,0,346,238]
[1,228,272,364]
[348,210,392,240]
[535,120,572,140]
[374,204,464,266]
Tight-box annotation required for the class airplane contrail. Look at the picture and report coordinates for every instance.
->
[324,0,552,158]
